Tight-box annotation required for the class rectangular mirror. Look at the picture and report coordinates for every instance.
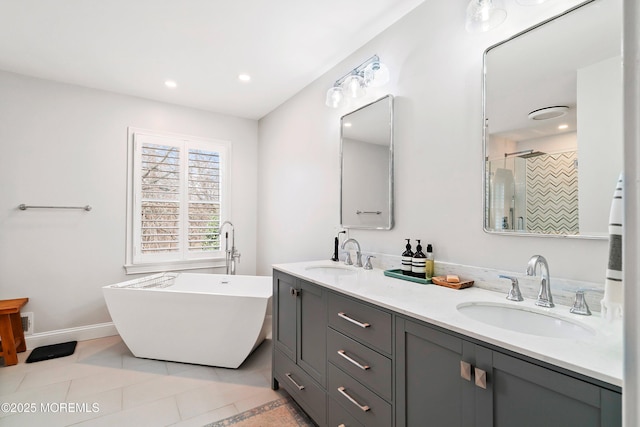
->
[483,0,622,238]
[341,94,394,229]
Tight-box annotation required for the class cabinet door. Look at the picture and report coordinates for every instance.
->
[475,349,622,427]
[273,271,297,361]
[396,318,474,427]
[298,280,327,386]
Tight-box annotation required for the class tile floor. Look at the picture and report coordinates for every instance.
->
[0,335,284,427]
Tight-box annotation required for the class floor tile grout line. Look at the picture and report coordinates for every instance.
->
[121,374,207,413]
[166,396,180,426]
[64,378,72,402]
[17,362,120,394]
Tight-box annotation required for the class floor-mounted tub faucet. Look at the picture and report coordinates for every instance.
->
[220,221,240,275]
[341,238,363,267]
[526,255,554,308]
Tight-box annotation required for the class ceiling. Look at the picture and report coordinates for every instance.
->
[0,0,425,120]
[486,0,621,142]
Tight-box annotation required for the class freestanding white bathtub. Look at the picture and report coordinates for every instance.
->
[103,272,272,368]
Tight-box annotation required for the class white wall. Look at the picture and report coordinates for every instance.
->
[342,138,390,228]
[578,56,624,234]
[0,71,258,333]
[517,132,577,154]
[256,0,608,283]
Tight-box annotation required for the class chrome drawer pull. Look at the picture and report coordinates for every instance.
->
[338,350,370,371]
[337,312,371,328]
[337,386,370,412]
[285,372,305,390]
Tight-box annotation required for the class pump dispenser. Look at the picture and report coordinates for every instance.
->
[425,244,434,280]
[411,240,426,279]
[401,239,413,275]
[332,231,346,261]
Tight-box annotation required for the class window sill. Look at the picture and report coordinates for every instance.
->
[124,258,226,275]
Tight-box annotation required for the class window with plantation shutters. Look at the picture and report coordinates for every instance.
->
[126,129,230,272]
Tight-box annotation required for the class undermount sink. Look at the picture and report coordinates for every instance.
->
[304,265,357,276]
[457,302,596,339]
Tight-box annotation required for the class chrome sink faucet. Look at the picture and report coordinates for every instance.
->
[526,255,554,308]
[220,221,240,275]
[341,238,363,267]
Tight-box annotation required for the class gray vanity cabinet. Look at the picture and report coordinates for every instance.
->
[395,317,472,426]
[484,349,622,427]
[272,271,328,425]
[273,268,621,427]
[396,317,622,427]
[327,292,394,427]
[273,271,297,361]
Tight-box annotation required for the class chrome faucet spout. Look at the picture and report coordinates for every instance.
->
[341,238,363,267]
[220,220,234,249]
[219,221,240,275]
[526,255,554,308]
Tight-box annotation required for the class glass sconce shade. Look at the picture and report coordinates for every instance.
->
[364,61,390,87]
[325,86,344,108]
[324,54,389,108]
[465,0,507,33]
[342,74,366,98]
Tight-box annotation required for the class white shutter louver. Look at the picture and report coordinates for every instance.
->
[140,143,181,254]
[188,148,221,252]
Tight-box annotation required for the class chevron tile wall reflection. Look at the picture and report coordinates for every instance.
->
[526,151,579,234]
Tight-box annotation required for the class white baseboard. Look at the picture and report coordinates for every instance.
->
[25,322,118,350]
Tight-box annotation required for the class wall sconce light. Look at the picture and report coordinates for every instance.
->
[465,0,507,33]
[325,55,390,108]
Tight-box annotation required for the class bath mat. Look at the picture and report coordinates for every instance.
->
[204,396,315,427]
[26,341,77,363]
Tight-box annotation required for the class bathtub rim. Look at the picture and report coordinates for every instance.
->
[103,272,272,298]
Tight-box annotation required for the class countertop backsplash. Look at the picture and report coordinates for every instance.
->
[353,251,605,313]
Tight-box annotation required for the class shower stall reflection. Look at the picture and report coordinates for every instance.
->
[486,149,579,234]
[488,153,527,232]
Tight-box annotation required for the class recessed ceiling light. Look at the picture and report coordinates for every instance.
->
[558,124,569,130]
[165,80,177,88]
[238,74,251,82]
[344,122,352,127]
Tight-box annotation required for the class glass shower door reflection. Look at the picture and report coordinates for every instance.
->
[487,157,526,232]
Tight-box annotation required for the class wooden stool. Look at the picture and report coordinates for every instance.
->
[0,298,29,366]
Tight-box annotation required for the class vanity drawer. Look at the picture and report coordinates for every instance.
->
[328,363,391,427]
[328,397,364,427]
[274,349,326,425]
[328,292,392,354]
[327,328,392,401]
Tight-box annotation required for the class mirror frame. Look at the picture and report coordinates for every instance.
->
[482,0,610,240]
[340,94,394,230]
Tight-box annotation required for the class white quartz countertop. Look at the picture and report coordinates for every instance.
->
[273,260,623,388]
